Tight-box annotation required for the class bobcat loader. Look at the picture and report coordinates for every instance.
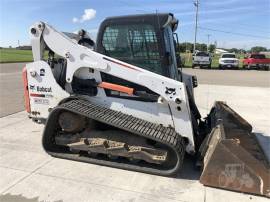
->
[22,14,269,197]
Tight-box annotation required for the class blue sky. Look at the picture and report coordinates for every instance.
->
[0,0,269,49]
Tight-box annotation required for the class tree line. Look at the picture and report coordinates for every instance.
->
[176,42,269,54]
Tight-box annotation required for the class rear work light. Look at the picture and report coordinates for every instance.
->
[22,67,31,113]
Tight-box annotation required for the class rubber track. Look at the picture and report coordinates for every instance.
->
[42,99,185,176]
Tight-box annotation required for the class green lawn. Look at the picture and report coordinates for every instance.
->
[1,48,266,69]
[0,48,33,63]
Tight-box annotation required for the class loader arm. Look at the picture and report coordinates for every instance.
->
[28,22,195,153]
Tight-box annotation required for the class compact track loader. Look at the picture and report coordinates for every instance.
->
[23,14,269,197]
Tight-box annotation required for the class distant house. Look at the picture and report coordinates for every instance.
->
[260,51,270,57]
[215,48,228,54]
[16,46,32,50]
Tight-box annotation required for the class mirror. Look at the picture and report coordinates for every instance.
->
[173,33,180,53]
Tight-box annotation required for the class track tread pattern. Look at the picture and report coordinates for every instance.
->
[61,100,181,147]
[43,99,185,176]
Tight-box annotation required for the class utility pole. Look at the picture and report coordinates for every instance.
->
[193,0,199,53]
[207,34,211,52]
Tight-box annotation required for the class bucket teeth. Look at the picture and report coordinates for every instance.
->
[200,101,270,198]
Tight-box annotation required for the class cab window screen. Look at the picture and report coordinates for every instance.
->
[196,52,209,57]
[102,24,162,75]
[251,54,266,59]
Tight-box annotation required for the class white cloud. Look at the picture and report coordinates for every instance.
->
[82,9,96,21]
[72,9,96,23]
[72,17,78,23]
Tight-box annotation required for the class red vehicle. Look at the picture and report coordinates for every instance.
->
[243,53,270,70]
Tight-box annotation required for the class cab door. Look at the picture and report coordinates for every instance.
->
[163,26,179,80]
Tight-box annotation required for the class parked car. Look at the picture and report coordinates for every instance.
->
[219,53,239,69]
[242,53,270,70]
[192,51,211,68]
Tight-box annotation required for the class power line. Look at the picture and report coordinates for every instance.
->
[199,23,270,35]
[192,0,270,35]
[236,22,270,31]
[198,26,270,39]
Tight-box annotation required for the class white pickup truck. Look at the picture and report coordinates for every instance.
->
[219,53,239,69]
[192,51,211,68]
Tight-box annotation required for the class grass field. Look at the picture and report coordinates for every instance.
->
[0,48,33,63]
[0,48,267,69]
